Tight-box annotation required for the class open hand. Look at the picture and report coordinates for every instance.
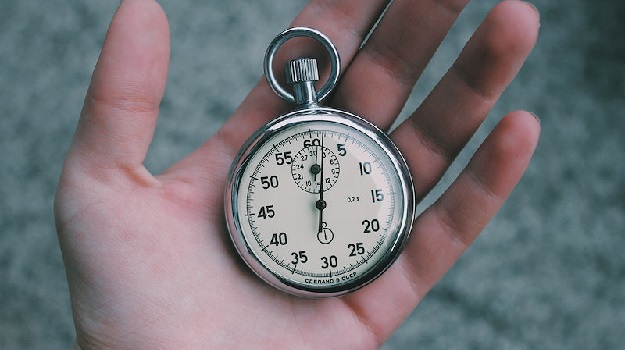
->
[55,0,539,348]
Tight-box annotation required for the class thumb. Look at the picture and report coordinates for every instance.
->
[67,0,170,176]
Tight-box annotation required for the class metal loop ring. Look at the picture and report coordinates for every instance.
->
[264,27,341,105]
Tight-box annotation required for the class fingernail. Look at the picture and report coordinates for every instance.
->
[524,2,541,26]
[529,112,541,127]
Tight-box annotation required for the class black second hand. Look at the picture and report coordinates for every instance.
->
[317,136,325,234]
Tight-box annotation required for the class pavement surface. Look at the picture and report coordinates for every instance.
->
[1,0,623,349]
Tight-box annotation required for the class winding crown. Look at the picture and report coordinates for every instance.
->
[286,58,319,84]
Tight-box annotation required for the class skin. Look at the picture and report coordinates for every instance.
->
[54,0,540,349]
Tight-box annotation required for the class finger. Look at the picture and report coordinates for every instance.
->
[68,0,169,175]
[331,0,470,129]
[167,1,391,184]
[211,0,389,159]
[392,0,540,199]
[343,111,541,344]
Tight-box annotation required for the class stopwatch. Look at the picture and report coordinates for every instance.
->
[225,27,415,297]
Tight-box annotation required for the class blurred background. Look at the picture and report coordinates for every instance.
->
[1,0,623,348]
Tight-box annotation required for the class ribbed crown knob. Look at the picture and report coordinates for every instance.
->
[286,58,319,85]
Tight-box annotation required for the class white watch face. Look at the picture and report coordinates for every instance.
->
[227,110,414,296]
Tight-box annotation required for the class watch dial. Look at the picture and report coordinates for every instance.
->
[229,110,413,296]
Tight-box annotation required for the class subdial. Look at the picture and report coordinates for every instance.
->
[290,145,340,193]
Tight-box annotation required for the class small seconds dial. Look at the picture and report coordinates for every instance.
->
[229,112,412,295]
[290,142,340,193]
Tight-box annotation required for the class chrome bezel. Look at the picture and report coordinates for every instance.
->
[225,107,415,298]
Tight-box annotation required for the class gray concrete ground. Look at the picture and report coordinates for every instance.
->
[1,1,623,349]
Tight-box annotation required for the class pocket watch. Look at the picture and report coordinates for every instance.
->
[225,27,415,297]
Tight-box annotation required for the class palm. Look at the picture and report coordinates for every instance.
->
[55,0,540,349]
[58,164,373,348]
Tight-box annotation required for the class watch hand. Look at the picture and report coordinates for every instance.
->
[311,147,320,181]
[316,138,326,234]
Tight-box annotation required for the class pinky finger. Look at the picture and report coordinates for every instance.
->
[399,110,540,300]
